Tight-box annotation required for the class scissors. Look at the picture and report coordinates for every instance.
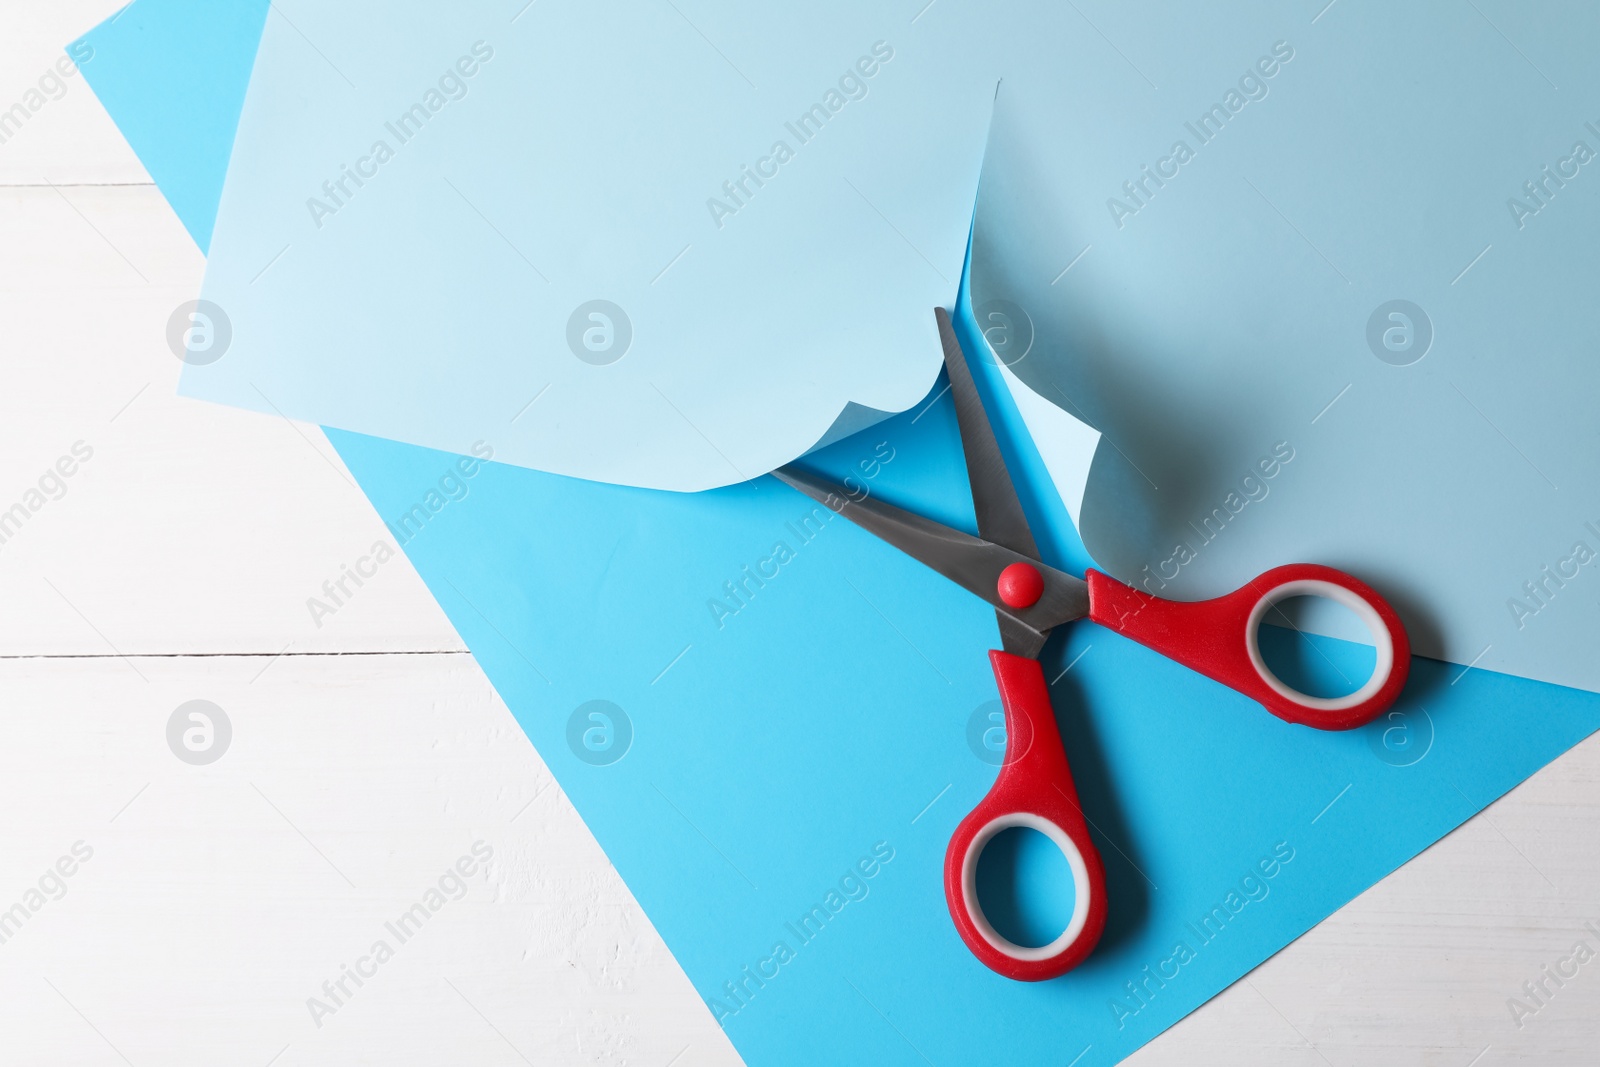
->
[775,307,1411,982]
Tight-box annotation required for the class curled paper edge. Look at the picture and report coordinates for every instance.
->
[988,350,1101,534]
[968,84,1102,538]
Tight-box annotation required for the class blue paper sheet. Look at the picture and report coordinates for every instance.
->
[77,4,1600,1064]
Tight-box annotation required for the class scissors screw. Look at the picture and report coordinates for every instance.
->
[997,563,1044,610]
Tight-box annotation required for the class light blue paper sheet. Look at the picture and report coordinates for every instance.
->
[183,0,1600,698]
[964,5,1600,690]
[77,4,1600,1065]
[184,0,1002,491]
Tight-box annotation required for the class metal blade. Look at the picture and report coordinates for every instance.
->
[773,464,1089,658]
[935,307,1041,561]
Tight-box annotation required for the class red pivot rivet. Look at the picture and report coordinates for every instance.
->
[997,562,1044,610]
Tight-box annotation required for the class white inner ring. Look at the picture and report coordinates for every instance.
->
[960,812,1092,962]
[1244,578,1394,712]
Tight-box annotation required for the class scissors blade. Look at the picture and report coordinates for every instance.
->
[773,464,1088,657]
[935,307,1041,562]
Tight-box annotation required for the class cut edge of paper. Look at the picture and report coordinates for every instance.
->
[802,399,898,456]
[171,3,991,496]
[967,80,1101,535]
[989,354,1100,531]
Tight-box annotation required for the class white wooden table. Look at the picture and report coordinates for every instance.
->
[3,3,1597,1063]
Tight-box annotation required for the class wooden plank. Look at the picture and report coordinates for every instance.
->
[4,648,1599,1064]
[0,653,741,1066]
[1130,736,1600,1066]
[0,182,464,655]
[0,0,149,186]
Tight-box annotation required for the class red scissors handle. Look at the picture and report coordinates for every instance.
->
[943,652,1109,981]
[1087,563,1410,730]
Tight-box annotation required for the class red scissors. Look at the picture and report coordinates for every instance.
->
[776,307,1410,981]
